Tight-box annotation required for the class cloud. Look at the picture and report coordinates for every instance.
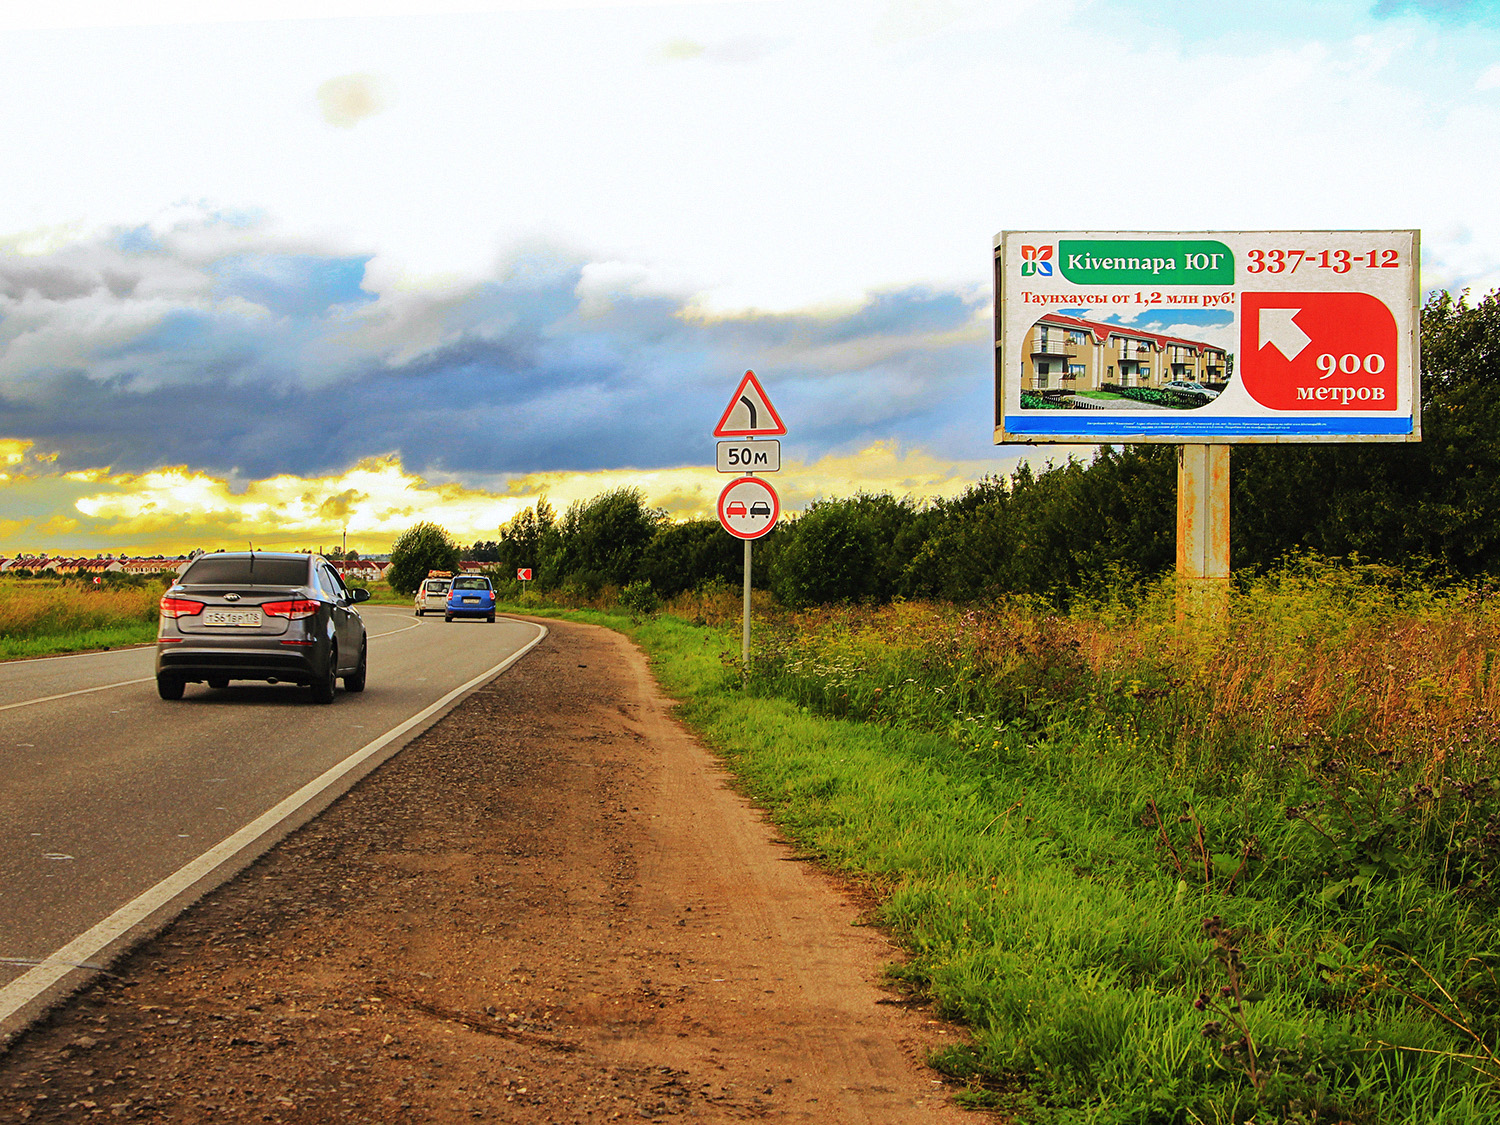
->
[655,33,788,64]
[317,73,391,128]
[0,213,996,485]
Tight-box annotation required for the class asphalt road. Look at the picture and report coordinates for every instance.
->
[0,607,545,1026]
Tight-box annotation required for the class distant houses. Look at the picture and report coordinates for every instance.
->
[0,554,395,583]
[334,559,390,582]
[0,555,189,577]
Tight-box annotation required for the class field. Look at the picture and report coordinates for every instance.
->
[0,576,165,660]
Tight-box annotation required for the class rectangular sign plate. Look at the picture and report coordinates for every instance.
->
[203,610,262,627]
[994,230,1420,444]
[717,439,781,473]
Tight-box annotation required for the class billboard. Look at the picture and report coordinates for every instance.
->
[994,230,1420,444]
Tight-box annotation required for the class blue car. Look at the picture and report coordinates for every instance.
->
[445,574,497,622]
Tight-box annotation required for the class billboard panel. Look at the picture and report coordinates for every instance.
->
[994,230,1420,444]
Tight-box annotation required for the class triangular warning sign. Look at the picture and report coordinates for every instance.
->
[713,370,787,437]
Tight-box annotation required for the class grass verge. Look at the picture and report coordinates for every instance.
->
[500,594,1500,1125]
[0,622,158,661]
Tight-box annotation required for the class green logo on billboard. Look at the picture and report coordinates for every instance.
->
[1057,240,1234,285]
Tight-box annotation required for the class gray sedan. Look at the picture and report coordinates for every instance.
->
[155,552,369,703]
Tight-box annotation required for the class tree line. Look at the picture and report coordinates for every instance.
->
[388,288,1500,607]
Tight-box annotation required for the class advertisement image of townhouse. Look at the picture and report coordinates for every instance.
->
[1021,312,1233,411]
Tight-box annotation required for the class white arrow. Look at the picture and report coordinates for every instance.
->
[1259,307,1311,361]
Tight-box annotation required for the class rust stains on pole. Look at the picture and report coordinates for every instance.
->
[1177,444,1230,623]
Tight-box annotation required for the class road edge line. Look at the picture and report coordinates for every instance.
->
[0,621,548,1045]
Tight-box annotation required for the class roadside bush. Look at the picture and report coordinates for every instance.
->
[618,580,660,617]
[768,493,929,608]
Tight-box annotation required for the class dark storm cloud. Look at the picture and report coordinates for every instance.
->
[0,221,990,480]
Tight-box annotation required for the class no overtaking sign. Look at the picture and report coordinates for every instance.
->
[717,476,779,540]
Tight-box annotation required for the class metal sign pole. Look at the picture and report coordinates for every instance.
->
[742,538,752,667]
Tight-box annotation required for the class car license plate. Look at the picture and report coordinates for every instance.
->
[203,610,262,627]
[462,596,479,604]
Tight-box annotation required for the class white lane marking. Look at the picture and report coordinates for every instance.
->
[0,679,155,714]
[367,620,420,639]
[0,646,151,666]
[0,622,548,1027]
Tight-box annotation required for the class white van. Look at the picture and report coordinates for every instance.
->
[413,576,452,616]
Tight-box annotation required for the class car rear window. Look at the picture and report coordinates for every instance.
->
[181,556,310,586]
[452,577,489,590]
[424,580,450,593]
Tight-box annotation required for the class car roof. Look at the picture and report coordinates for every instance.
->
[199,551,312,560]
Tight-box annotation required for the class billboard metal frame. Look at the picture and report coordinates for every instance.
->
[994,230,1421,445]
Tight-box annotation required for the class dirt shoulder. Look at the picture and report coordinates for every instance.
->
[0,618,984,1123]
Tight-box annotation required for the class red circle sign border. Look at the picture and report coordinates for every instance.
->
[717,477,780,540]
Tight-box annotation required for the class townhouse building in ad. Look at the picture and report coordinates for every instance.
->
[1022,313,1231,393]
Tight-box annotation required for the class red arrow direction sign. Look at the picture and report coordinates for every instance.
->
[717,477,779,540]
[713,370,787,437]
[1239,292,1399,412]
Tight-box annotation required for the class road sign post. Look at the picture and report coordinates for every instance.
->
[714,372,786,667]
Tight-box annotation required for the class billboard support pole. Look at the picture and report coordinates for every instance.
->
[1177,444,1230,623]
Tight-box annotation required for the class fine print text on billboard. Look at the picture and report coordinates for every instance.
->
[994,231,1420,444]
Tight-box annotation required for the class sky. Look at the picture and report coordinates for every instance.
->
[2,0,1499,556]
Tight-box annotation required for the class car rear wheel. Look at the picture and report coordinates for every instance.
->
[157,674,185,700]
[311,646,338,704]
[344,641,367,693]
[445,612,453,622]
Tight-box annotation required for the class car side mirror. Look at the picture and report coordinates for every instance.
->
[350,588,371,603]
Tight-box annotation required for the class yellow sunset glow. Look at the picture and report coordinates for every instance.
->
[0,441,1020,558]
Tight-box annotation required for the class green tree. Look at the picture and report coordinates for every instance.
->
[494,498,557,581]
[552,488,667,591]
[386,521,461,595]
[641,519,743,598]
[899,448,1174,605]
[768,493,929,608]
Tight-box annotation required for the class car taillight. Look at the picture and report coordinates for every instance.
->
[160,596,203,617]
[262,599,320,619]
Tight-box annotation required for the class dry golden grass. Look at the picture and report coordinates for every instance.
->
[0,579,162,640]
